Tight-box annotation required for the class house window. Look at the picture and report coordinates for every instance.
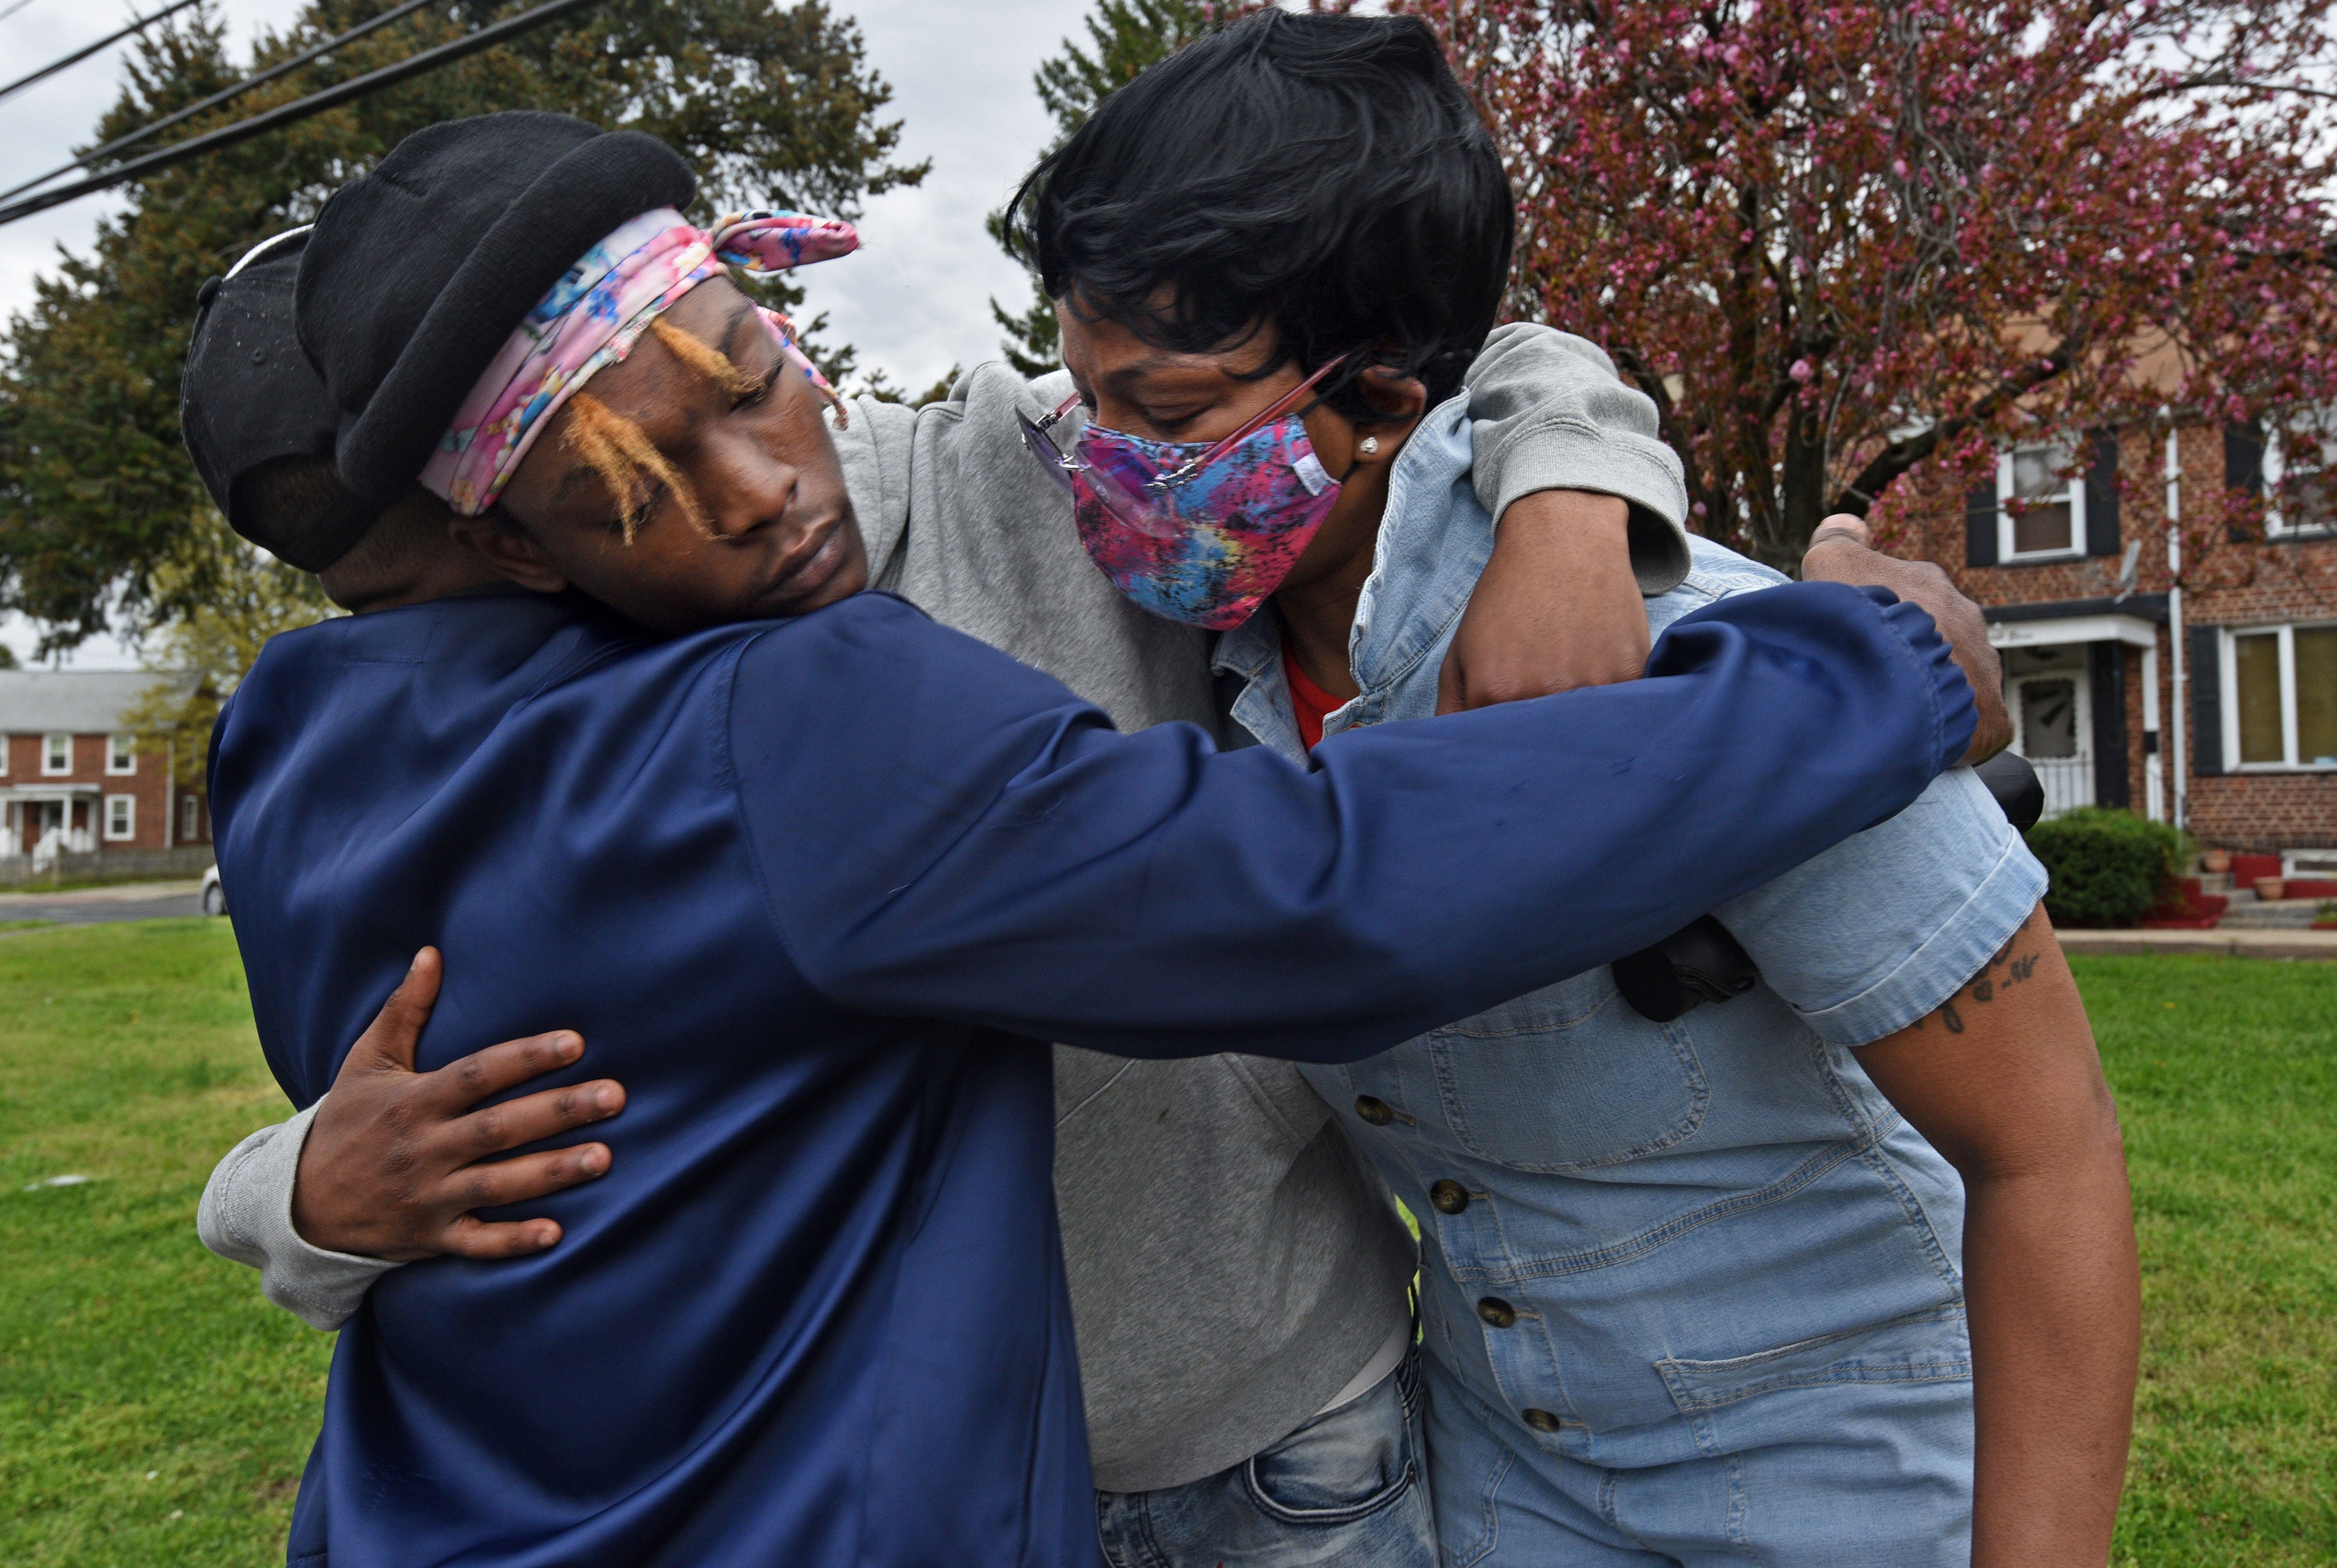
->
[1997,443,2085,560]
[42,733,71,774]
[181,795,199,843]
[106,733,136,774]
[2225,623,2337,769]
[0,734,8,775]
[2264,408,2337,536]
[103,794,135,841]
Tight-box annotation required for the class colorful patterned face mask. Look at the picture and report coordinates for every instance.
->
[1017,356,1352,630]
[422,206,858,517]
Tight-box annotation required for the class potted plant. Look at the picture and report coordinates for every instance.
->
[2315,899,2337,932]
[2257,876,2288,903]
[2201,847,2232,874]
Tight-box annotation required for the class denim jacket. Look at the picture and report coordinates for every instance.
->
[1214,396,2047,1466]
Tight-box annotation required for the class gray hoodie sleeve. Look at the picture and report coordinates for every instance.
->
[1463,323,1693,594]
[196,1097,398,1331]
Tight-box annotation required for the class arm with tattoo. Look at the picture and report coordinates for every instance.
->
[1854,902,2139,1568]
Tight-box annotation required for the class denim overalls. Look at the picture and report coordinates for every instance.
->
[1214,399,2046,1566]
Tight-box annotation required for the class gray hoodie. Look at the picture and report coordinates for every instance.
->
[198,325,1689,1493]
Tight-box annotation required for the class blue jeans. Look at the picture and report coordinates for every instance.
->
[1094,1348,1438,1568]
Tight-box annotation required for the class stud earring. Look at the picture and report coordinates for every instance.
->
[1359,436,1380,456]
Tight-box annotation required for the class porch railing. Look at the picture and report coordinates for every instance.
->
[2029,755,2096,819]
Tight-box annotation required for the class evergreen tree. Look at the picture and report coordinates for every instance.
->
[0,0,926,654]
[987,0,1222,377]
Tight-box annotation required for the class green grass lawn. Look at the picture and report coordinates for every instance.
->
[1,922,325,1567]
[2084,955,2337,1566]
[1,923,2331,1564]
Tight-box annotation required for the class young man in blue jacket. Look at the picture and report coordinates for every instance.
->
[190,111,1977,1568]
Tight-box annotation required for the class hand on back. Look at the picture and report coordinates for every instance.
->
[291,949,625,1261]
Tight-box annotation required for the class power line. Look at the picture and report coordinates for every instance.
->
[0,0,442,206]
[0,0,608,227]
[0,0,203,109]
[0,0,45,25]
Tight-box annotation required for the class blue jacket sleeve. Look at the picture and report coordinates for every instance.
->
[726,583,1973,1063]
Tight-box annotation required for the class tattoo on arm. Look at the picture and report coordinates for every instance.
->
[1912,929,2041,1034]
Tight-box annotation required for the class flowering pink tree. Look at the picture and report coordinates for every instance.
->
[1365,0,2337,568]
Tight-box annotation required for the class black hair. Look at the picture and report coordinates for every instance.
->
[1006,10,1513,414]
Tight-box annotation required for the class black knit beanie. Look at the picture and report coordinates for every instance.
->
[297,111,697,505]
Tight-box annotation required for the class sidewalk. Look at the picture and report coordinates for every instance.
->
[2059,927,2337,959]
[0,880,205,929]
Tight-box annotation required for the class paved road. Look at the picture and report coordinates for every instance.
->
[0,880,210,929]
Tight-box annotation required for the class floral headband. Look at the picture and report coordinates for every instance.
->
[420,207,859,517]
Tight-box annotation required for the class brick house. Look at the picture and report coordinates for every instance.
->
[0,670,210,866]
[1886,415,2337,874]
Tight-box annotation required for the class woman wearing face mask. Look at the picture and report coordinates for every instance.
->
[1014,15,2138,1568]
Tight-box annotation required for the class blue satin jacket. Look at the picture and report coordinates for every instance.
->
[208,585,1969,1568]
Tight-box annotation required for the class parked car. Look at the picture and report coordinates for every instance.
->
[200,864,227,917]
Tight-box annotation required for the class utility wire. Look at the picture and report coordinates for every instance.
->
[0,0,607,226]
[0,0,441,205]
[0,0,202,108]
[0,0,46,25]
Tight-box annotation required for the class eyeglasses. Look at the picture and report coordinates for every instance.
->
[1015,353,1354,537]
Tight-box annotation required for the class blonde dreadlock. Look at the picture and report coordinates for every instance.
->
[654,308,850,428]
[648,315,765,398]
[559,392,711,544]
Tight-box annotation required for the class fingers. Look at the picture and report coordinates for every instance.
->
[438,1214,566,1261]
[425,1031,592,1115]
[1804,515,1873,553]
[452,1077,626,1160]
[447,1142,614,1218]
[343,948,443,1078]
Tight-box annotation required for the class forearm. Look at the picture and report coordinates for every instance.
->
[1963,1120,2139,1566]
[1440,489,1650,709]
[1854,903,2139,1567]
[743,587,1972,1061]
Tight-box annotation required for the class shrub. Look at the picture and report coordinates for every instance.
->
[2024,808,2191,929]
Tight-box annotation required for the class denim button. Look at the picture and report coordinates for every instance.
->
[1521,1408,1561,1433]
[1429,1179,1469,1214]
[1354,1096,1395,1126]
[1476,1296,1516,1329]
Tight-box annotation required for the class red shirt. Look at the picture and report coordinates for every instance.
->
[1281,640,1344,752]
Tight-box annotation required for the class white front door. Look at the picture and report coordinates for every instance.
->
[2010,673,2093,818]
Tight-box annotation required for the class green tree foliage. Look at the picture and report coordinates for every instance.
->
[0,0,927,655]
[987,0,1223,376]
[121,512,341,786]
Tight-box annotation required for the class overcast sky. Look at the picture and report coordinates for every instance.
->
[0,0,1098,667]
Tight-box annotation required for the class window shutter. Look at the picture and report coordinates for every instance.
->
[2085,429,2122,557]
[2224,422,2265,544]
[2088,642,2129,807]
[2188,626,2223,776]
[1965,474,1999,568]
